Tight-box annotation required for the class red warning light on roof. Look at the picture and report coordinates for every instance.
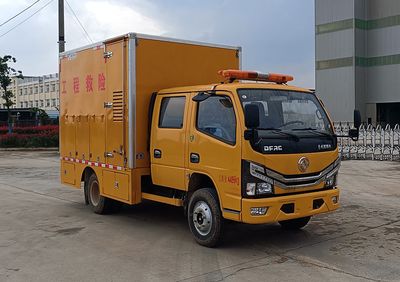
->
[218,69,294,84]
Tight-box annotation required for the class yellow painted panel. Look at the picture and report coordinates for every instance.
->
[60,43,108,163]
[142,192,183,206]
[241,188,340,224]
[61,162,75,185]
[64,116,76,158]
[105,41,126,167]
[75,115,90,160]
[89,115,105,163]
[150,94,189,190]
[187,92,243,212]
[135,38,239,168]
[151,164,186,190]
[102,170,129,202]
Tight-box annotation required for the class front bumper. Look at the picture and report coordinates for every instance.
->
[241,188,340,224]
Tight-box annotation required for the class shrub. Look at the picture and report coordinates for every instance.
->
[0,125,59,148]
[0,125,58,135]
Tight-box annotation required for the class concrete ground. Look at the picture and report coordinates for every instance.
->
[0,151,399,282]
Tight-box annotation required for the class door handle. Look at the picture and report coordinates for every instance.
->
[154,149,162,158]
[190,153,200,163]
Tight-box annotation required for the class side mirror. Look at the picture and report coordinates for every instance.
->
[244,104,260,129]
[354,109,361,129]
[349,109,361,141]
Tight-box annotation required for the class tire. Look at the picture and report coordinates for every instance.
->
[279,216,311,230]
[187,188,223,247]
[87,173,114,214]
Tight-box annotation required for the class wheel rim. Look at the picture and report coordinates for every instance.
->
[89,180,100,206]
[192,201,212,236]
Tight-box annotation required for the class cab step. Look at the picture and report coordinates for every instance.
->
[141,192,183,207]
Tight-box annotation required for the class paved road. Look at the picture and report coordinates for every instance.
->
[0,151,399,281]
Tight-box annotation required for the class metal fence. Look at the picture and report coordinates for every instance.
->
[335,122,400,161]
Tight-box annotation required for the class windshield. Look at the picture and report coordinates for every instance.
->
[238,89,333,135]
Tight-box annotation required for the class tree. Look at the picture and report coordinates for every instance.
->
[0,55,23,133]
[30,108,50,125]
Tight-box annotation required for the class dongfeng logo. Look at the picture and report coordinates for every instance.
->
[264,145,283,152]
[298,157,310,172]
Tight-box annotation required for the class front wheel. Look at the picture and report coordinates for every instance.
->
[279,216,311,230]
[187,188,223,247]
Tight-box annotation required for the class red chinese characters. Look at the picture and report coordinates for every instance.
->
[61,80,67,94]
[98,73,106,91]
[67,73,106,94]
[73,77,80,94]
[86,75,93,93]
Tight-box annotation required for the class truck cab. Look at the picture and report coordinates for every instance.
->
[148,70,347,246]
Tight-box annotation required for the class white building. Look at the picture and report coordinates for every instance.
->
[0,73,59,115]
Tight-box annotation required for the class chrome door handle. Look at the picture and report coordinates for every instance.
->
[154,149,162,158]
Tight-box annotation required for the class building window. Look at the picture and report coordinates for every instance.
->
[40,100,44,107]
[34,86,38,94]
[51,84,55,92]
[52,99,56,106]
[45,84,49,93]
[35,101,38,108]
[158,96,186,128]
[24,101,28,108]
[20,102,23,108]
[40,86,43,93]
[29,87,33,95]
[29,101,33,108]
[46,99,50,107]
[19,89,23,95]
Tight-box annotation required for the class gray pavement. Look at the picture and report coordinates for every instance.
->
[0,151,399,281]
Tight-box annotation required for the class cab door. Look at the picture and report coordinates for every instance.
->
[150,93,191,190]
[187,92,242,212]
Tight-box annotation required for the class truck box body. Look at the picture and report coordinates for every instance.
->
[60,33,240,204]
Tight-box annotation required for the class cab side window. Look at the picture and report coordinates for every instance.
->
[197,96,236,144]
[159,96,186,128]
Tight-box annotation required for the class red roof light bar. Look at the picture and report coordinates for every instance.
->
[218,69,294,84]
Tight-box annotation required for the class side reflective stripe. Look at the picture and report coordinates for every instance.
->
[61,157,123,171]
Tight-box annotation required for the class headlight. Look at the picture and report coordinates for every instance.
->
[242,161,275,197]
[246,183,256,196]
[325,173,337,188]
[246,182,273,196]
[256,183,273,194]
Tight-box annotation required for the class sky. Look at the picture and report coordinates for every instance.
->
[0,0,315,88]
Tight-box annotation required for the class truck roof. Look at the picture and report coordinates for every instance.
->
[157,82,312,95]
[60,33,241,57]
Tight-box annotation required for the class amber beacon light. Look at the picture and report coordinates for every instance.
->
[218,69,294,84]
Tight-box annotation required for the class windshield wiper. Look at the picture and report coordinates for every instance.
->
[258,128,299,141]
[292,127,332,138]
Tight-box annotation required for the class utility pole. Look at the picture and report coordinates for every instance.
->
[58,0,65,53]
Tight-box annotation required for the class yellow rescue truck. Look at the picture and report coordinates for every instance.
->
[60,33,361,247]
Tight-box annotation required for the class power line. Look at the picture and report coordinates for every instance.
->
[0,0,41,28]
[65,0,93,43]
[0,0,54,39]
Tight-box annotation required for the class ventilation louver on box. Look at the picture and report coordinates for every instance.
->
[112,91,123,122]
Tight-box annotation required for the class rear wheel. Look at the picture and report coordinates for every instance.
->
[188,188,223,247]
[279,216,311,230]
[87,173,114,214]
